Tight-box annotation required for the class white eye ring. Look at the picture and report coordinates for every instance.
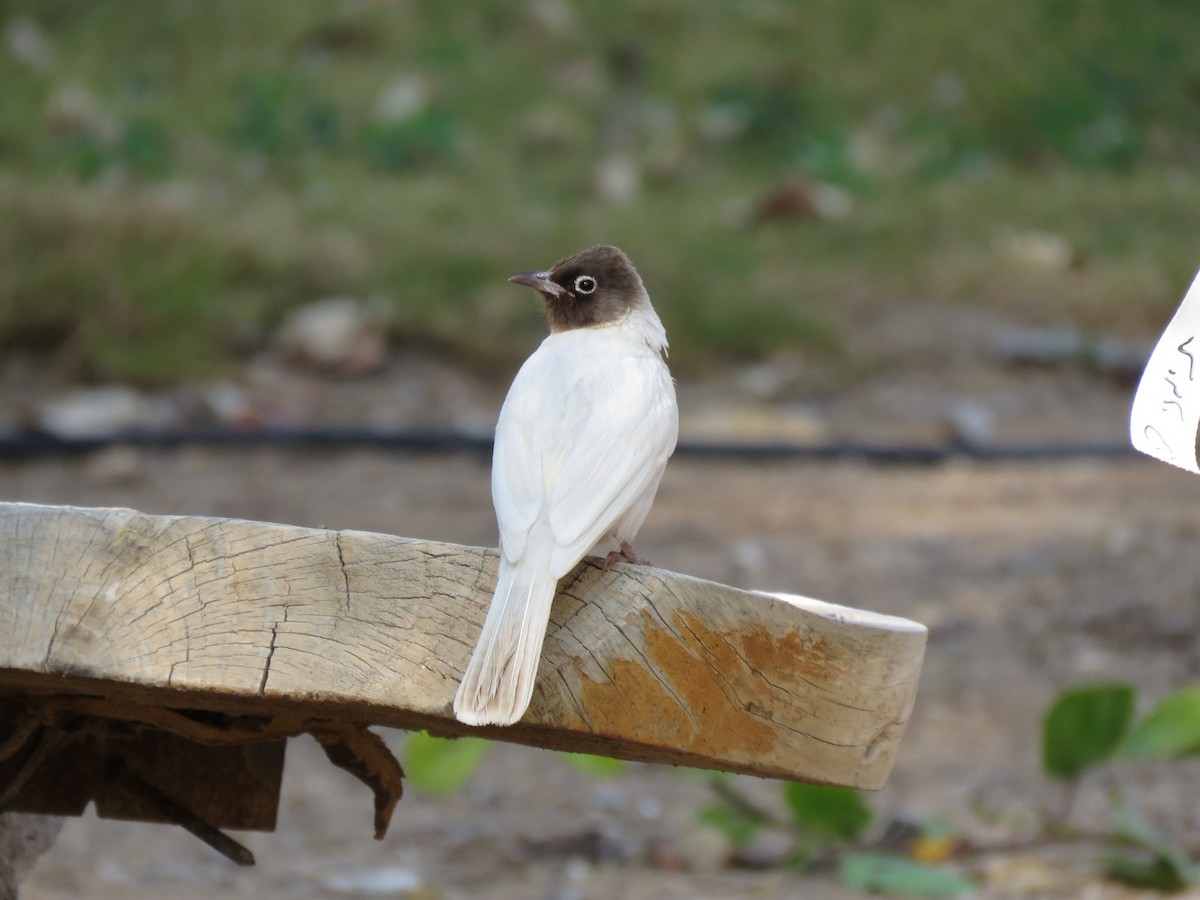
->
[574,275,597,294]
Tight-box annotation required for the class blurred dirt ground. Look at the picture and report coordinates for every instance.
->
[5,348,1200,897]
[0,287,1194,898]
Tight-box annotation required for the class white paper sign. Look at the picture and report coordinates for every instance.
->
[1130,267,1200,473]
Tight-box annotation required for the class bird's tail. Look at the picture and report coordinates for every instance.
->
[453,561,558,726]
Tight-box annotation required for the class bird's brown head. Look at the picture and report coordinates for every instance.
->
[508,245,645,332]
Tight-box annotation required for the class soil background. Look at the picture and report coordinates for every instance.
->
[9,303,1200,899]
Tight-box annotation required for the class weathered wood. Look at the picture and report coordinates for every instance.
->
[0,701,285,830]
[0,502,926,791]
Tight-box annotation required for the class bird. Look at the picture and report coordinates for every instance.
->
[453,245,679,727]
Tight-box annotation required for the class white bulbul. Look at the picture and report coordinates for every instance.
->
[453,245,678,727]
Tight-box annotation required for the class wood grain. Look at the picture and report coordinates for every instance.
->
[0,502,926,789]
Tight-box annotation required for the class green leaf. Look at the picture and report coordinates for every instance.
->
[560,752,627,778]
[1124,686,1200,759]
[1107,804,1200,889]
[1107,854,1195,892]
[404,732,490,794]
[839,852,975,896]
[783,782,872,840]
[696,804,762,849]
[1041,683,1135,779]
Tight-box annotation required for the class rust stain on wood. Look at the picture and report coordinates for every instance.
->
[575,657,691,735]
[650,611,779,756]
[575,610,780,759]
[738,620,848,690]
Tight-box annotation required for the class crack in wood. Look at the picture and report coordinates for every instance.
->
[42,613,64,669]
[664,607,760,722]
[335,532,352,614]
[167,641,192,687]
[555,667,592,729]
[260,620,280,694]
[596,602,698,729]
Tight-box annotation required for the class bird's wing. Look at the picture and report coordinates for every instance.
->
[491,360,546,565]
[545,355,677,574]
[493,338,677,575]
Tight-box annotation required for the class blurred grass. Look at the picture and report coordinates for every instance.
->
[1,0,1198,383]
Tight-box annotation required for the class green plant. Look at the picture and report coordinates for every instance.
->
[1042,682,1134,782]
[839,852,976,897]
[404,731,490,795]
[1041,683,1200,890]
[399,682,1200,894]
[1123,686,1200,759]
[360,109,459,171]
[691,681,1200,894]
[402,731,623,795]
[695,773,974,895]
[1,2,1198,382]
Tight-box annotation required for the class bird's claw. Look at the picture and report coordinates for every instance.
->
[605,541,649,568]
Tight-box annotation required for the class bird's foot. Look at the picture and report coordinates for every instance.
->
[605,540,649,568]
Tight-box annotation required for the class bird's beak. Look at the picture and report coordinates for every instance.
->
[508,270,565,298]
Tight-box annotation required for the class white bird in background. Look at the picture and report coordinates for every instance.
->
[453,245,679,727]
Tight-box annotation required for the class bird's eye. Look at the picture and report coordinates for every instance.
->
[574,275,597,295]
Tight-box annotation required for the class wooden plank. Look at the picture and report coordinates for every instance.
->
[0,704,284,830]
[0,502,926,789]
